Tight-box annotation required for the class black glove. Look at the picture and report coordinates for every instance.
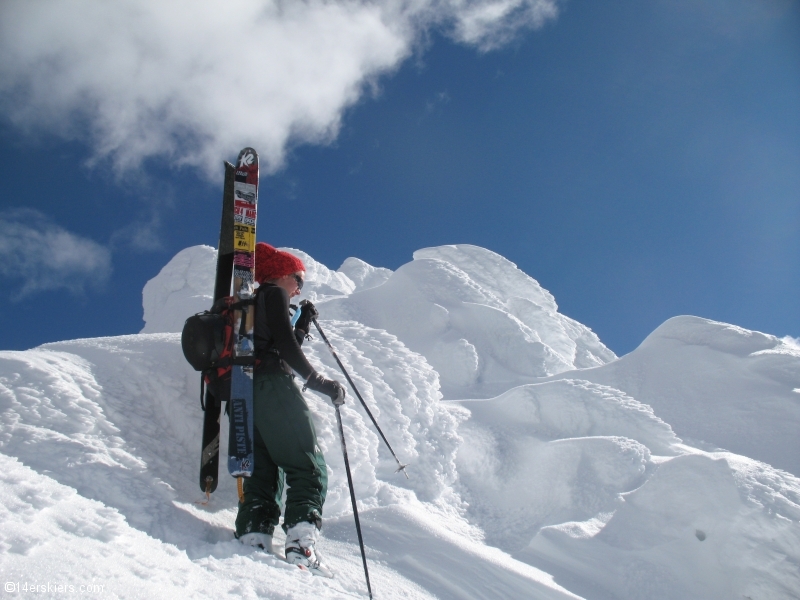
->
[305,372,346,406]
[295,300,319,335]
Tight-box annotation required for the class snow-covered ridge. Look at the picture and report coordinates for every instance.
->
[558,315,800,476]
[1,244,799,599]
[322,244,616,396]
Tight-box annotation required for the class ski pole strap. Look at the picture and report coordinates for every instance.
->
[335,405,373,599]
[311,318,409,479]
[289,304,302,327]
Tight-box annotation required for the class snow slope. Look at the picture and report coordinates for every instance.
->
[545,316,800,476]
[1,244,798,599]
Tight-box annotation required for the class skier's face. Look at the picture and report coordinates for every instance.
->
[276,271,304,298]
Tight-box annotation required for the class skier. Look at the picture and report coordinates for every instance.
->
[235,242,345,578]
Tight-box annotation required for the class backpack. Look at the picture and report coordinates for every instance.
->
[181,295,257,408]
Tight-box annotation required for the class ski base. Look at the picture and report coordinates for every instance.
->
[227,366,255,477]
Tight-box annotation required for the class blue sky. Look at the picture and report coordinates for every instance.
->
[0,0,798,355]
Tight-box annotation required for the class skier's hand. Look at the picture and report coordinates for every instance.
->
[329,381,346,406]
[295,300,319,335]
[305,372,346,406]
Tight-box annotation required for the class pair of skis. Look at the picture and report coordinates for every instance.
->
[200,147,259,496]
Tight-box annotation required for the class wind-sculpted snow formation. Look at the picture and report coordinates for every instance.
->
[141,245,217,334]
[323,244,616,397]
[548,316,800,476]
[1,244,798,599]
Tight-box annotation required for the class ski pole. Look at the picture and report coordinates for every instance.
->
[307,311,409,478]
[335,403,373,599]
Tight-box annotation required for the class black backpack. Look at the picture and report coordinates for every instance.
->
[181,295,257,408]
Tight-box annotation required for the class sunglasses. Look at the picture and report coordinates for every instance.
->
[293,273,304,291]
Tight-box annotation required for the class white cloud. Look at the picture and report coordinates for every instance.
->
[449,0,559,50]
[783,336,800,351]
[0,0,559,177]
[0,210,112,298]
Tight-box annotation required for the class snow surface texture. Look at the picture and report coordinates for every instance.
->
[547,316,800,476]
[323,245,616,398]
[1,243,798,599]
[141,245,217,334]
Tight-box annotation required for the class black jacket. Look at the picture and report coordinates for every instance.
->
[253,283,316,379]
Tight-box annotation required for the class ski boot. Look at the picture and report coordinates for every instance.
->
[284,521,333,578]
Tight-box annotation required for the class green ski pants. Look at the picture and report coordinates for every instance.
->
[234,372,328,537]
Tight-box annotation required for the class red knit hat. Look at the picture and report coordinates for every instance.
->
[255,243,305,284]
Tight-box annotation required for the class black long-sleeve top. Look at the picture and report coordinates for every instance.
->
[253,283,316,380]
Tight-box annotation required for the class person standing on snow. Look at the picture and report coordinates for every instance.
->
[235,242,345,578]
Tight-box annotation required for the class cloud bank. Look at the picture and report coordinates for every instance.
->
[0,210,112,298]
[0,0,559,177]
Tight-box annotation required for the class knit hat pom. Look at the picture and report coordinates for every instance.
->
[255,242,306,284]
